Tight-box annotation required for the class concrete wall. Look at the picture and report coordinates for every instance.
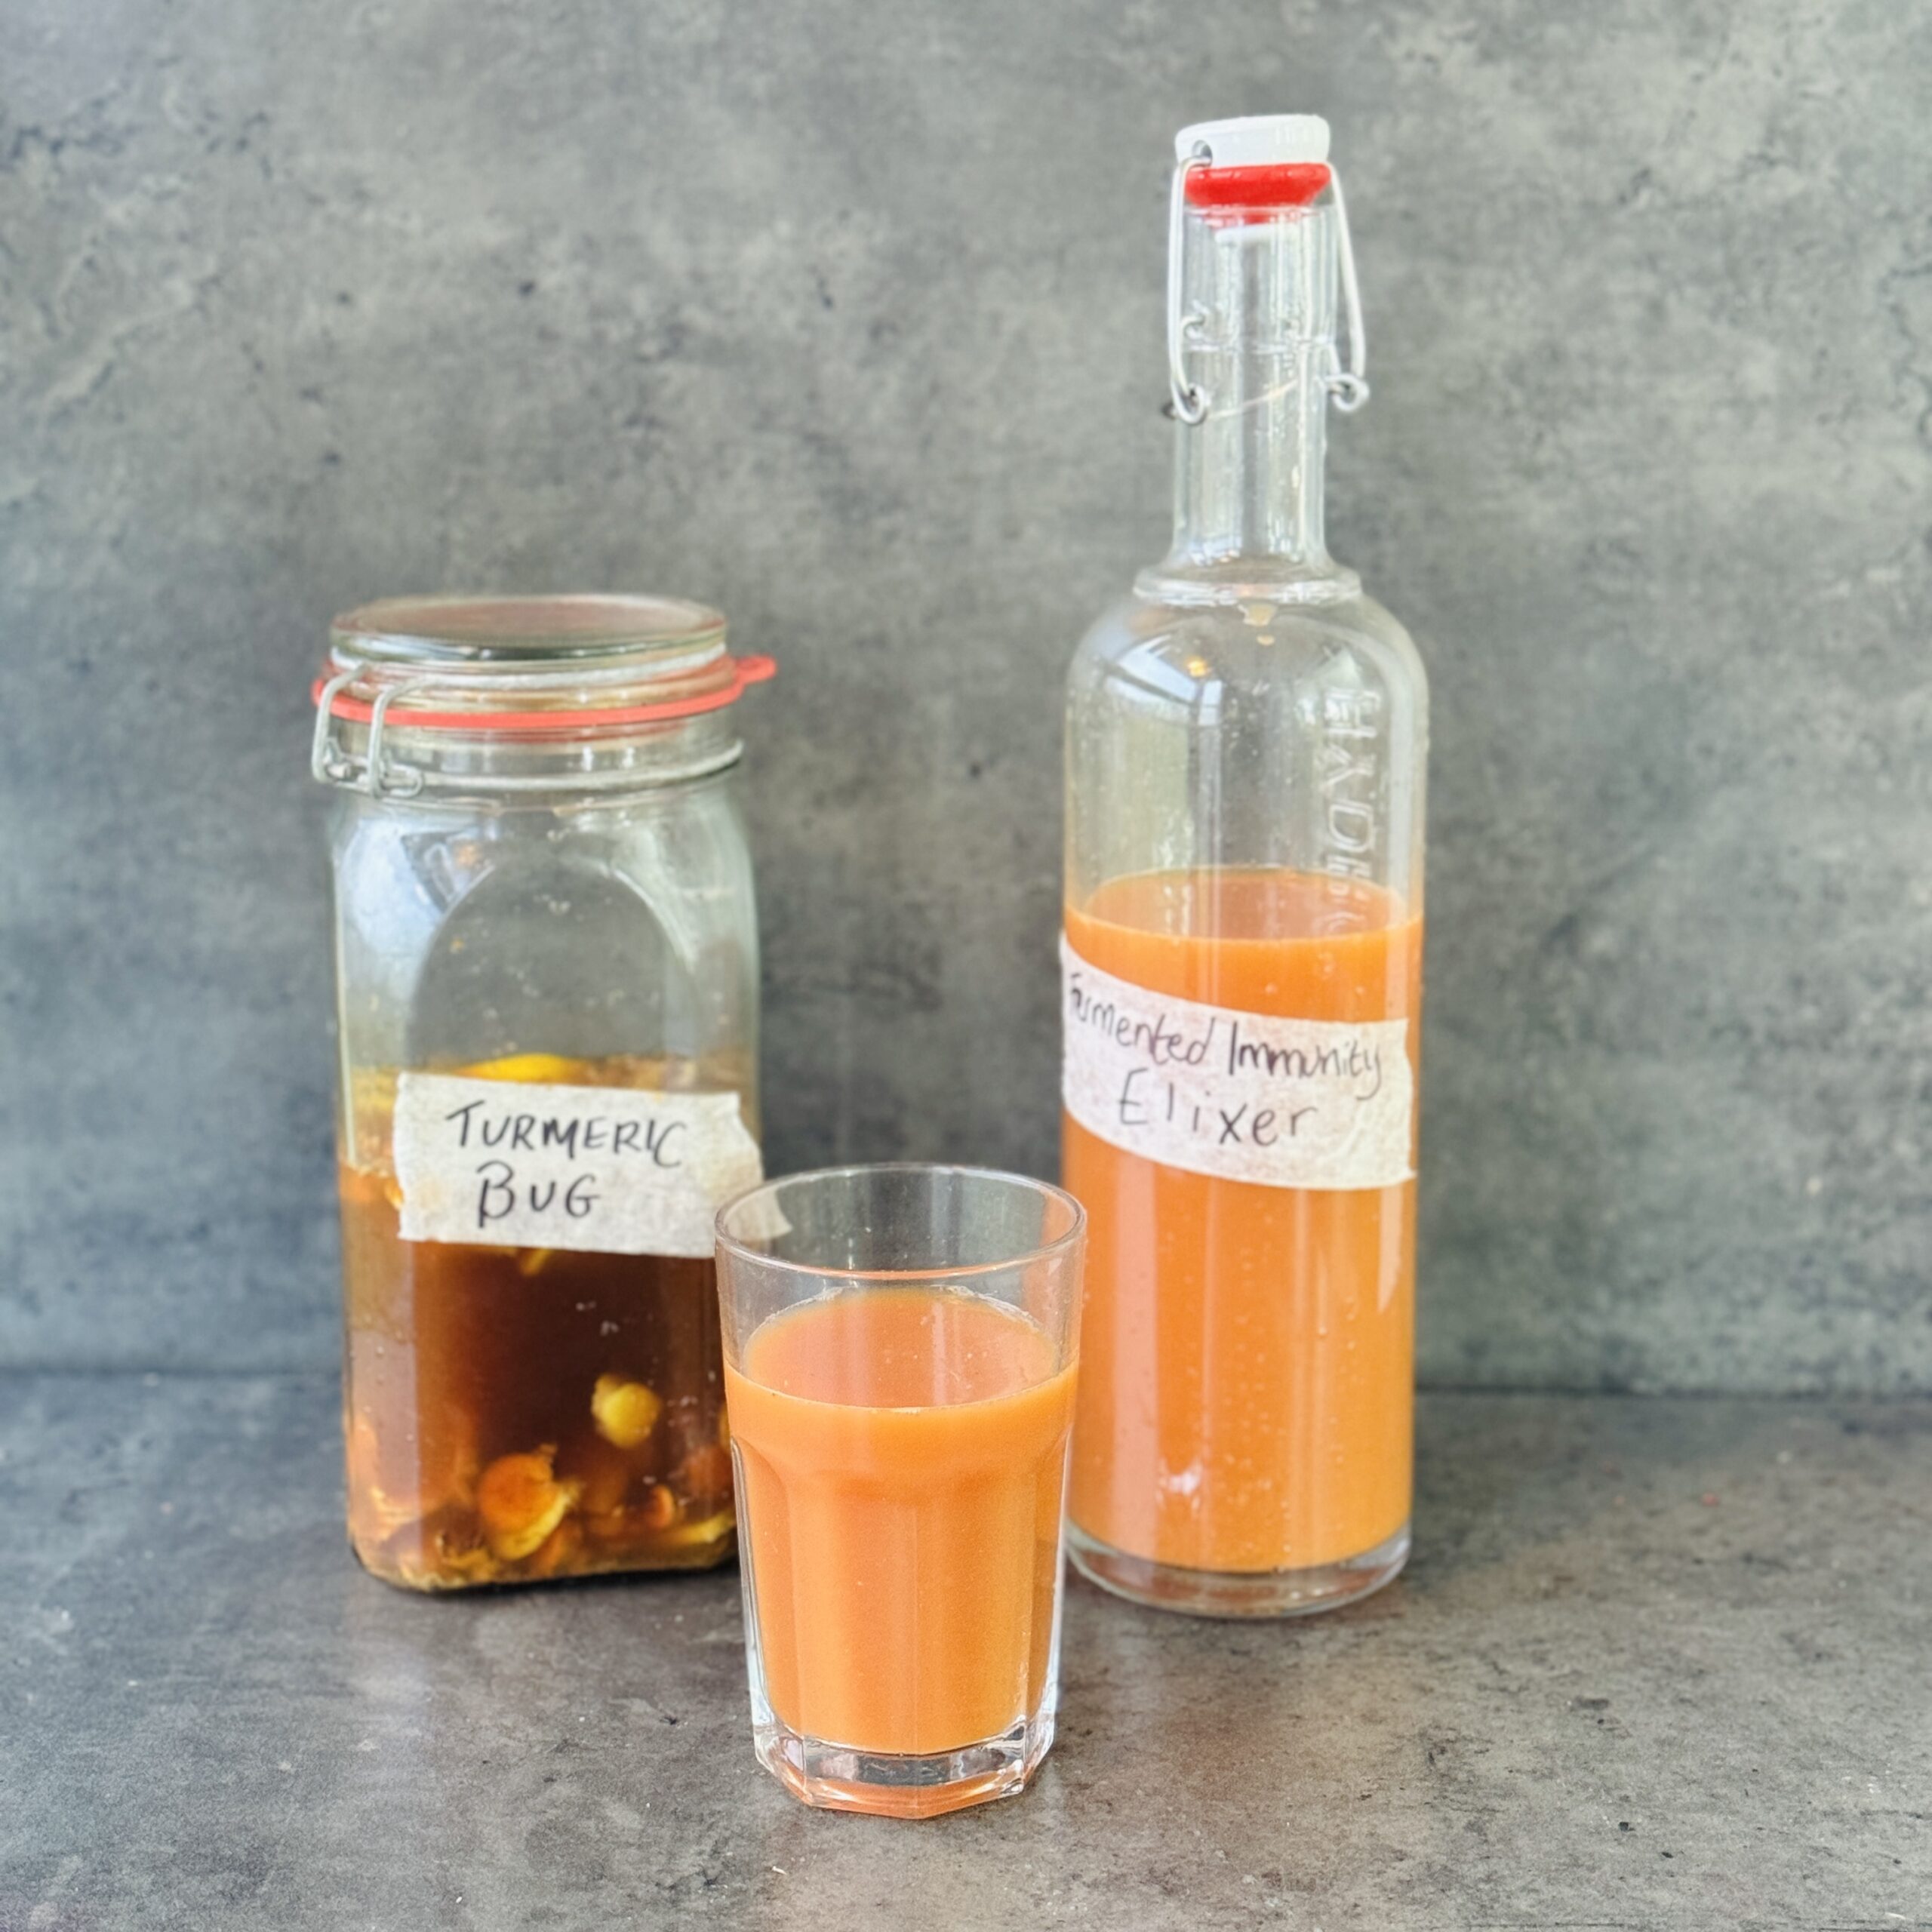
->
[2,0,1927,1388]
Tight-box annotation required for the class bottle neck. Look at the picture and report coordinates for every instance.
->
[1139,199,1357,606]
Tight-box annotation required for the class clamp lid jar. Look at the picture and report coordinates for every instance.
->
[315,593,772,1591]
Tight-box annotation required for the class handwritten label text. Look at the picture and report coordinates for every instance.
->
[392,1073,762,1258]
[1060,937,1414,1190]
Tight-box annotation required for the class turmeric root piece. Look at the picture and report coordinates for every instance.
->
[477,1447,580,1560]
[558,1432,635,1517]
[525,1517,586,1579]
[583,1480,678,1549]
[638,1482,679,1531]
[591,1375,662,1450]
[654,1506,736,1554]
[423,1511,494,1583]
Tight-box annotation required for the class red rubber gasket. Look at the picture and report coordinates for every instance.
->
[313,653,776,734]
[1186,162,1331,211]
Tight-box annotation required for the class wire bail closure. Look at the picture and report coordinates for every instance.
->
[1164,144,1371,422]
[1325,171,1371,413]
[1164,143,1214,425]
[311,666,429,797]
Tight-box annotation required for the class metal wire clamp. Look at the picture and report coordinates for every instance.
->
[310,669,360,786]
[1164,143,1214,425]
[311,665,429,798]
[1326,169,1371,413]
[1164,145,1371,420]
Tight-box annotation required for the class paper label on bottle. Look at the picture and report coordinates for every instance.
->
[392,1073,763,1260]
[1061,937,1414,1190]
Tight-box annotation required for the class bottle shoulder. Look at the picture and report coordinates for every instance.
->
[1068,583,1426,717]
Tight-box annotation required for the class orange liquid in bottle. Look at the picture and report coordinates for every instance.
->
[1063,868,1421,1578]
[724,1291,1075,1771]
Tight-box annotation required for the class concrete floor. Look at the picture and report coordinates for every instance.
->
[2,1375,1926,1930]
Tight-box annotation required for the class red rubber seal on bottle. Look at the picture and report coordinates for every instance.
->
[1185,162,1331,214]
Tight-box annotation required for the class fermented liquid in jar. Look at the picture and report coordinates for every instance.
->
[1061,118,1428,1617]
[315,596,772,1589]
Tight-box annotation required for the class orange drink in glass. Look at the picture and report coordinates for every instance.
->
[715,1165,1084,1817]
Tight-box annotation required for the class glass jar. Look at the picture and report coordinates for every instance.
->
[312,594,773,1591]
[1062,118,1428,1617]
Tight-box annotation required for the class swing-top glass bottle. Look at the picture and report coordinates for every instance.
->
[1062,116,1429,1617]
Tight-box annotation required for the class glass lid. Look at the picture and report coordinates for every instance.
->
[330,593,728,668]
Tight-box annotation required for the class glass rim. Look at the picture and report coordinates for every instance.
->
[714,1161,1086,1285]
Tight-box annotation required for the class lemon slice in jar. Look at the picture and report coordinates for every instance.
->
[457,1051,583,1085]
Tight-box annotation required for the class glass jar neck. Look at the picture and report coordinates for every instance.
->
[1138,199,1358,606]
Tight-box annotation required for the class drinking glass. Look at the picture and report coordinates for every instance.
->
[715,1164,1085,1818]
